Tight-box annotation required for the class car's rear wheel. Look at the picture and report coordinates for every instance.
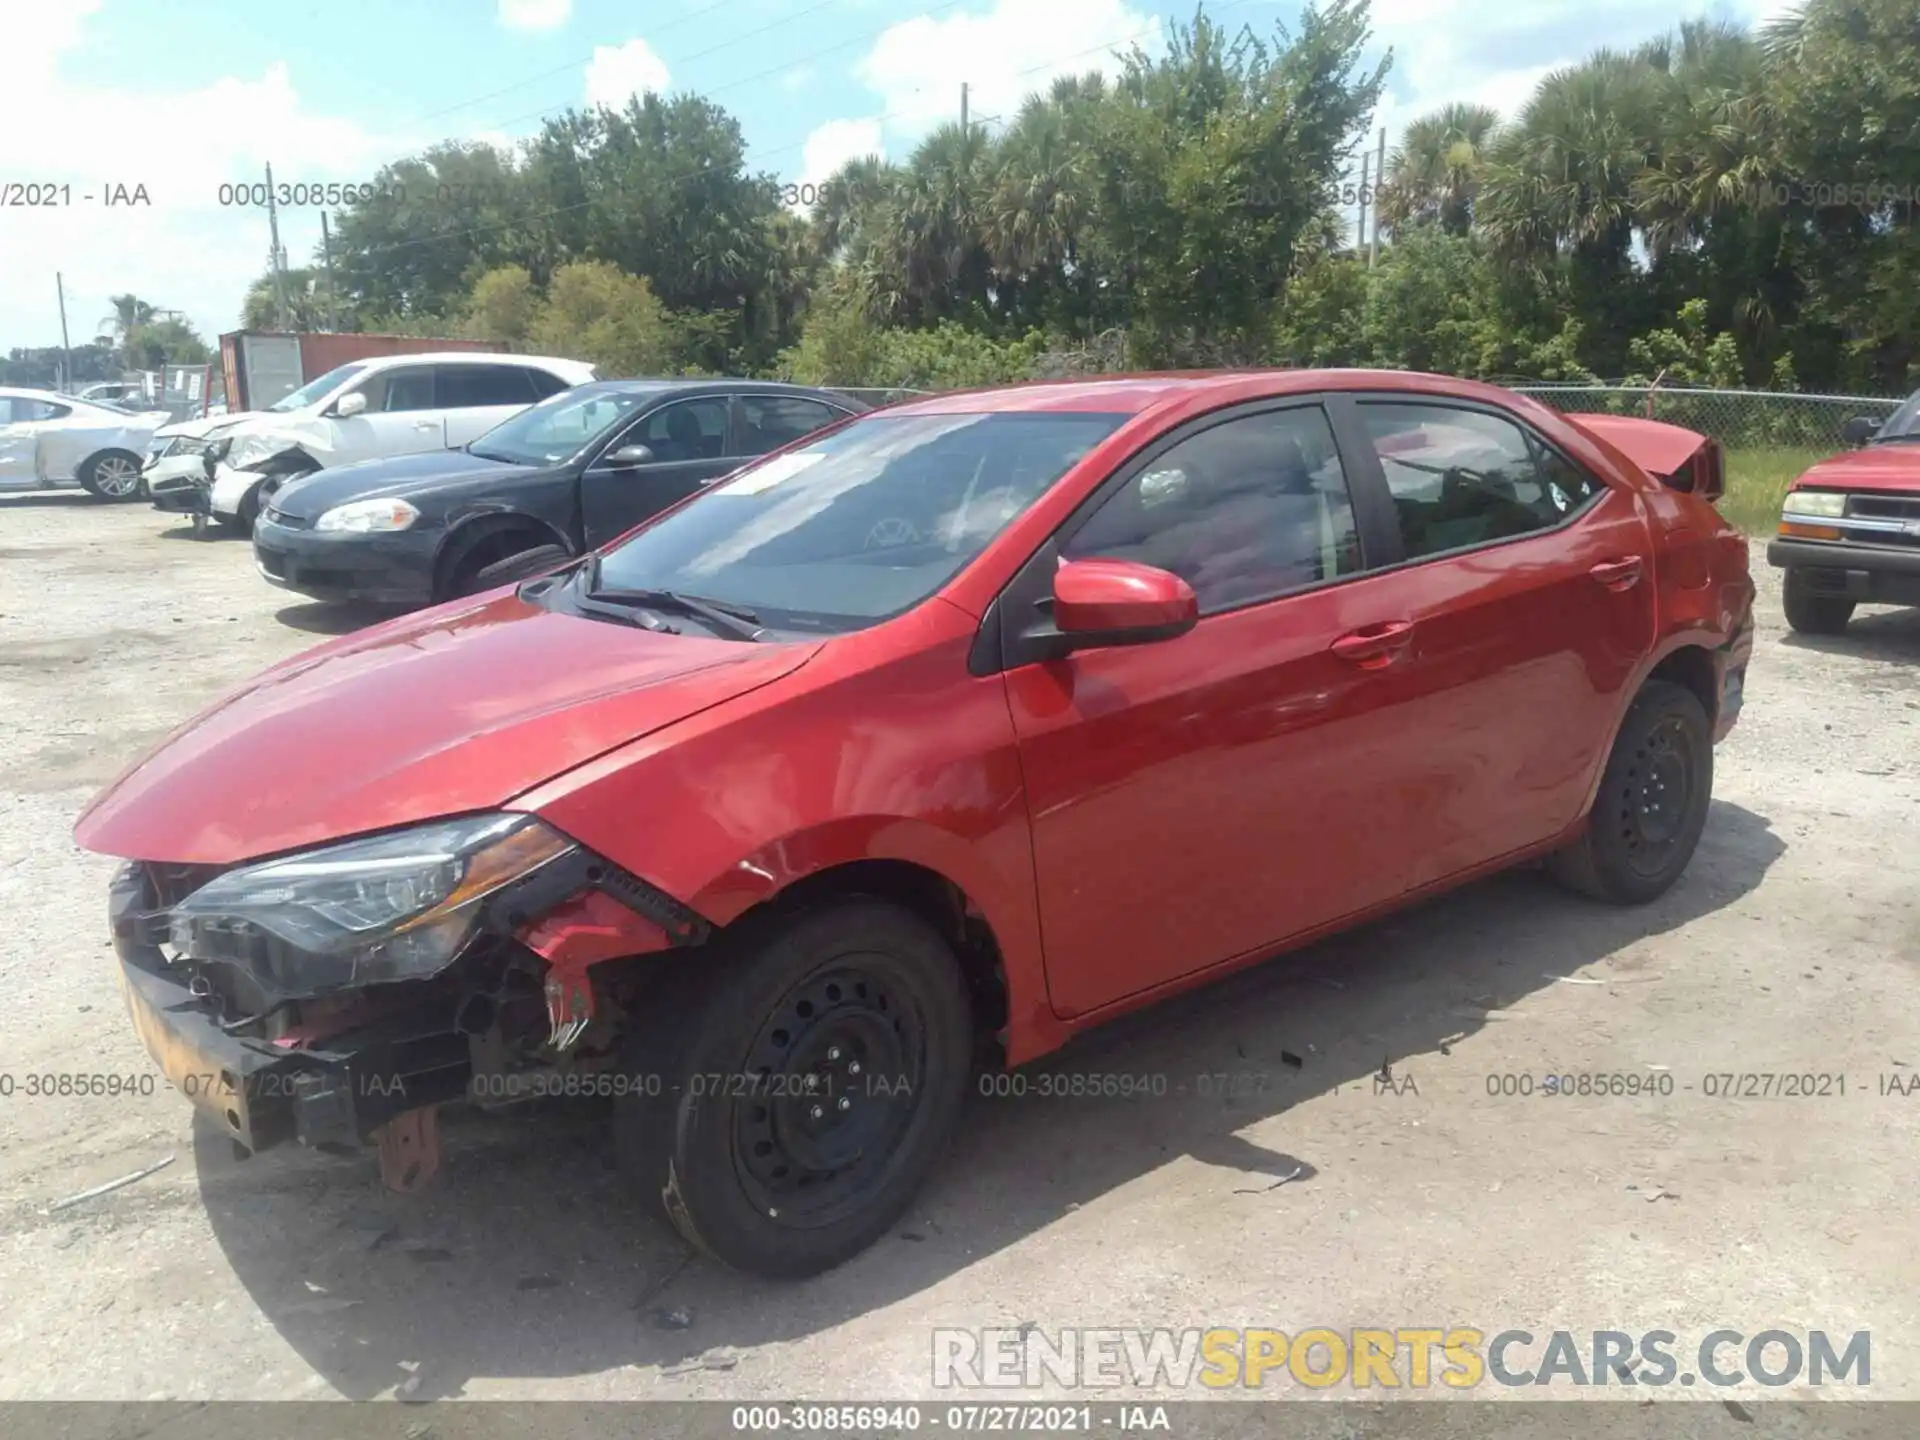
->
[77,449,145,501]
[1549,679,1713,905]
[1782,570,1854,635]
[613,899,972,1278]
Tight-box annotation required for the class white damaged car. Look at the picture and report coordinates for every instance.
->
[0,388,171,501]
[146,352,596,534]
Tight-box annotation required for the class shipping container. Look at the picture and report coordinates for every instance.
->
[218,331,501,412]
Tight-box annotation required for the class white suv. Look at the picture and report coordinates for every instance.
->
[146,352,597,532]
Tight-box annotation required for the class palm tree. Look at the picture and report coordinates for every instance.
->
[1378,102,1501,236]
[1476,52,1666,261]
[95,293,155,365]
[1631,22,1780,255]
[874,122,1000,323]
[810,154,899,264]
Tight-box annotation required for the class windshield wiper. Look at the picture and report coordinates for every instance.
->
[573,592,681,634]
[580,558,764,640]
[589,587,764,641]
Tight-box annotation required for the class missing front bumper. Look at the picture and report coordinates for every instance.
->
[111,868,471,1153]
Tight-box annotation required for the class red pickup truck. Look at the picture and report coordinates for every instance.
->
[1768,391,1920,634]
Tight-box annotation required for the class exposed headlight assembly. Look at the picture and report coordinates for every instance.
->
[1782,490,1846,519]
[168,814,578,995]
[316,497,420,533]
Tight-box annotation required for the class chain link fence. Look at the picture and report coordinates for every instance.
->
[1509,384,1904,454]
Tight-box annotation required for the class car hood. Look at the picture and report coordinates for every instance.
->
[1794,444,1920,495]
[272,449,535,519]
[156,411,262,441]
[74,593,822,865]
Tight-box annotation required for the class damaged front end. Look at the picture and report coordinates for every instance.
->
[110,814,708,1190]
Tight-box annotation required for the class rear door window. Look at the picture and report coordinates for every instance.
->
[1357,403,1602,561]
[739,396,848,455]
[438,364,538,409]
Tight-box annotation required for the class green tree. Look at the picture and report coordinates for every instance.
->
[526,261,678,376]
[240,267,333,331]
[462,265,541,348]
[1379,102,1500,236]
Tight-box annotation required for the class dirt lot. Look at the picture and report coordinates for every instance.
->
[1,492,1917,1407]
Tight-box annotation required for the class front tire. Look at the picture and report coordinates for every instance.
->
[1549,679,1713,905]
[613,899,972,1279]
[77,449,145,501]
[1782,570,1854,635]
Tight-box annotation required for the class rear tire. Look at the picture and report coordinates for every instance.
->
[1549,679,1713,905]
[76,449,145,501]
[612,899,972,1279]
[1782,570,1854,635]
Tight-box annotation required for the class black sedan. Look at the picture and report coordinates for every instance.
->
[251,379,868,606]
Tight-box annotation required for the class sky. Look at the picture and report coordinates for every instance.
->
[0,0,1797,354]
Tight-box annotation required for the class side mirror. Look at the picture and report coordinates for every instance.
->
[332,391,368,419]
[1842,415,1881,446]
[605,443,655,468]
[1051,558,1198,649]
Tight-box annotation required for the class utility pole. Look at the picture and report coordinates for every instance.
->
[1356,152,1370,255]
[319,211,339,331]
[960,82,969,133]
[264,162,292,331]
[55,272,73,391]
[1369,126,1386,268]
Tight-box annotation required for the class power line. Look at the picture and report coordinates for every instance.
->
[479,0,971,140]
[401,0,764,128]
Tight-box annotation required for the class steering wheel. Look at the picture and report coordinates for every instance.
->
[864,516,919,549]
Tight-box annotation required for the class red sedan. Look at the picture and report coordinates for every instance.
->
[76,371,1755,1278]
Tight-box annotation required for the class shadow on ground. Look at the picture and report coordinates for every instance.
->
[192,801,1785,1399]
[274,601,407,636]
[0,491,107,510]
[1777,605,1920,665]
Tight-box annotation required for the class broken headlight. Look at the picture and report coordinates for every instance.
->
[168,814,577,993]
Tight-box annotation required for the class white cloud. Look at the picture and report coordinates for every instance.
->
[781,118,886,212]
[498,0,572,30]
[0,7,412,349]
[584,39,672,110]
[857,0,1158,139]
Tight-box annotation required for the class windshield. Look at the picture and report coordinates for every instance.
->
[469,386,659,466]
[266,362,369,413]
[1873,390,1920,442]
[588,410,1126,634]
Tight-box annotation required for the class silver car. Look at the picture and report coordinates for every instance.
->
[0,387,171,501]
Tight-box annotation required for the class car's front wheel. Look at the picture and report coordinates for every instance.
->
[1549,679,1713,905]
[1782,570,1855,635]
[613,899,973,1278]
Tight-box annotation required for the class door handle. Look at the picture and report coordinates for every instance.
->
[412,420,440,431]
[1590,556,1643,591]
[1330,620,1414,669]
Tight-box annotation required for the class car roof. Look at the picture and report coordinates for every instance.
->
[566,378,864,399]
[350,352,594,376]
[876,369,1484,417]
[0,386,71,402]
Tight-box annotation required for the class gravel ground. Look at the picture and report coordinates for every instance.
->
[1,492,1917,1412]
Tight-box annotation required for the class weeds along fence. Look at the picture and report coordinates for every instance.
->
[1509,384,1904,453]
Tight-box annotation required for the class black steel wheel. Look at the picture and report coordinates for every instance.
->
[614,898,972,1278]
[1549,679,1713,905]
